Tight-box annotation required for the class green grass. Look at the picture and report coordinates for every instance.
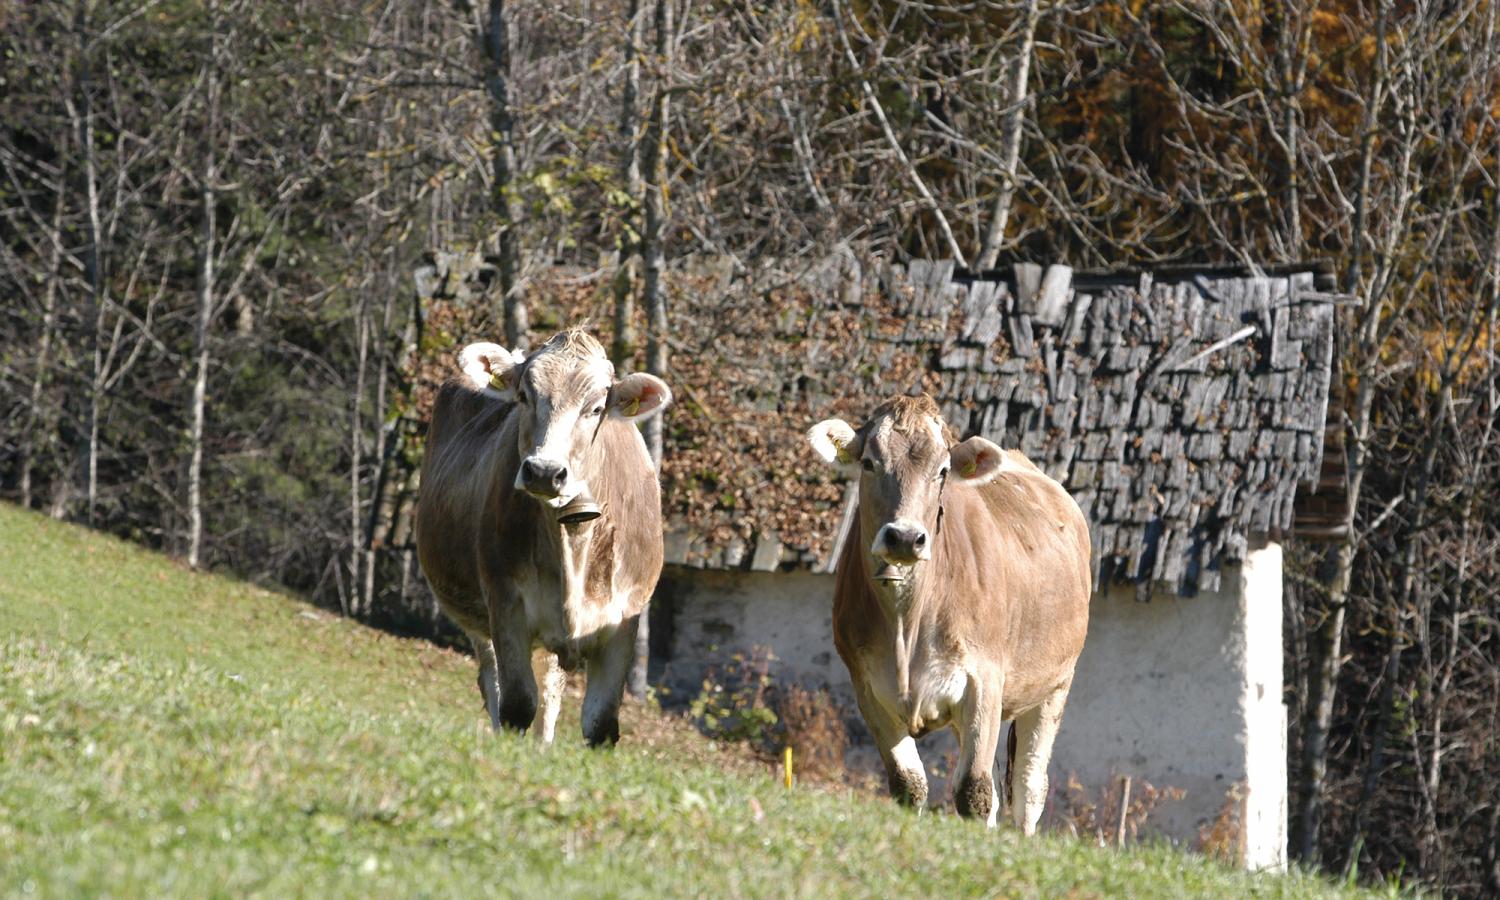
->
[0,503,1370,898]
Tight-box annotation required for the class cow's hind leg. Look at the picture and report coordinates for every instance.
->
[854,681,928,810]
[579,615,639,747]
[470,633,502,730]
[537,652,566,745]
[953,674,1004,826]
[1010,681,1070,835]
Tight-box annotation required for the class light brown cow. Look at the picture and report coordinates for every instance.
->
[416,329,671,746]
[807,394,1089,831]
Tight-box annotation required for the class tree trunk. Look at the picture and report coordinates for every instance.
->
[1344,629,1402,875]
[974,0,1039,271]
[485,0,527,349]
[362,262,402,614]
[187,0,221,569]
[348,288,370,618]
[611,0,644,369]
[639,0,671,469]
[1295,550,1346,865]
[631,0,674,700]
[72,0,105,525]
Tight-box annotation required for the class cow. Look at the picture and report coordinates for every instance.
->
[806,393,1090,832]
[415,329,671,747]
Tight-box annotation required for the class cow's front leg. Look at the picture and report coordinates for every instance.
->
[487,590,538,734]
[579,614,639,747]
[854,680,928,810]
[954,674,1004,827]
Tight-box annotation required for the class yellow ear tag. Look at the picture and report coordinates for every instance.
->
[962,459,978,478]
[836,446,854,465]
[489,372,508,392]
[622,397,640,417]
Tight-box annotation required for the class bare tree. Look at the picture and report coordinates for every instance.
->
[484,0,528,348]
[611,0,645,370]
[974,0,1039,271]
[185,0,223,569]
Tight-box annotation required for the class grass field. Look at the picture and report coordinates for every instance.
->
[0,503,1373,897]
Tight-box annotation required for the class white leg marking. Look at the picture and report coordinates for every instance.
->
[891,736,925,792]
[472,636,501,730]
[538,652,566,745]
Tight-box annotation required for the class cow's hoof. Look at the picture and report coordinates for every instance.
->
[954,773,994,822]
[584,716,620,748]
[498,697,537,733]
[888,768,928,810]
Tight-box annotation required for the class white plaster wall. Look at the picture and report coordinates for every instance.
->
[655,567,849,702]
[1046,540,1286,868]
[655,547,1287,869]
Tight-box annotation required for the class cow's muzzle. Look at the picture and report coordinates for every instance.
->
[520,457,570,499]
[873,521,929,566]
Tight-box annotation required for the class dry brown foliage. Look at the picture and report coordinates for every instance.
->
[776,684,850,784]
[1055,772,1186,849]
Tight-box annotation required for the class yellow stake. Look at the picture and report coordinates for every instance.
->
[784,746,794,789]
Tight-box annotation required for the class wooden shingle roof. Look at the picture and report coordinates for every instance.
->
[660,258,1350,596]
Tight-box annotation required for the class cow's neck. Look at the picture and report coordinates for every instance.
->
[538,515,599,632]
[527,449,616,640]
[863,546,936,706]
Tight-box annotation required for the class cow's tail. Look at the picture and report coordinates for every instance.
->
[1003,721,1017,812]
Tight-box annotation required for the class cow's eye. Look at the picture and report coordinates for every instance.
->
[590,404,605,417]
[861,459,875,472]
[937,465,950,481]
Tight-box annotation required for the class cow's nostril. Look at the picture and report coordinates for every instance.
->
[552,466,568,489]
[914,533,927,547]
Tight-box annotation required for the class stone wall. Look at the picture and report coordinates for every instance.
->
[651,546,1288,870]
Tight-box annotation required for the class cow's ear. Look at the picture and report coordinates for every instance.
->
[611,373,672,421]
[949,436,1005,485]
[459,342,525,400]
[807,419,860,468]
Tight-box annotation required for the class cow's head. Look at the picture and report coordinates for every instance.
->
[459,329,671,513]
[808,394,1004,576]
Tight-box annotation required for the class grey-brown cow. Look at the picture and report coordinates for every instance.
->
[416,329,671,746]
[807,394,1090,831]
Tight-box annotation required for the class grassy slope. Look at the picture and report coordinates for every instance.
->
[0,504,1367,898]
